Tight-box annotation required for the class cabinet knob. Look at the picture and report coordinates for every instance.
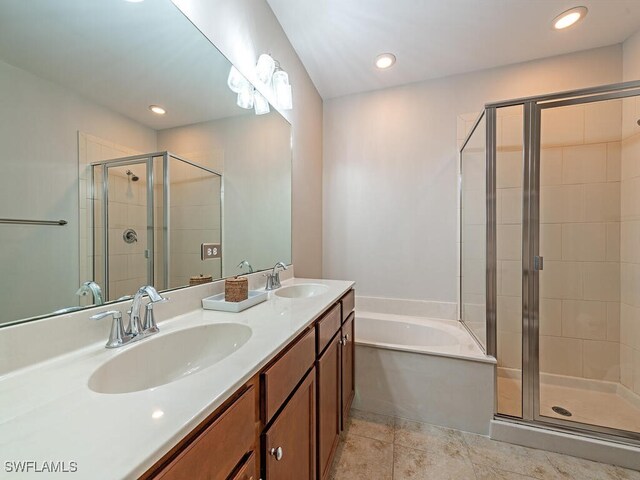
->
[344,334,350,341]
[269,446,284,461]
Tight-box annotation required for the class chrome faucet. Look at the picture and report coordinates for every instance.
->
[76,281,104,305]
[237,260,254,274]
[126,285,168,339]
[265,262,287,291]
[90,310,131,348]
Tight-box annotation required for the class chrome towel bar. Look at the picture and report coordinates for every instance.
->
[0,218,68,226]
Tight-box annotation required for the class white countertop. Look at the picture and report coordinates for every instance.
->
[0,278,354,479]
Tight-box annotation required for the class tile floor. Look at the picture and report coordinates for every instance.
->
[329,409,640,480]
[497,376,640,433]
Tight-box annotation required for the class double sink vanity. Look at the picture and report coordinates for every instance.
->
[0,277,355,479]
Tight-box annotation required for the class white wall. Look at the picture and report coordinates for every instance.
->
[173,0,323,278]
[323,45,623,303]
[0,59,156,322]
[157,112,291,277]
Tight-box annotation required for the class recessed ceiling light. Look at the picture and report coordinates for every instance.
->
[553,6,588,30]
[149,105,166,115]
[375,53,396,69]
[124,0,144,3]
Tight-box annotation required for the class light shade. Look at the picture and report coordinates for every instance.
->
[237,86,255,109]
[553,6,588,30]
[228,66,249,93]
[273,69,293,110]
[254,90,270,115]
[256,54,276,85]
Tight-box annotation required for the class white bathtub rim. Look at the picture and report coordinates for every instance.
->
[355,311,496,365]
[356,340,496,364]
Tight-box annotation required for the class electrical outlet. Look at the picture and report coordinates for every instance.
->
[201,243,221,260]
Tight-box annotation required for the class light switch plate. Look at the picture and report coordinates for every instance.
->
[201,243,221,260]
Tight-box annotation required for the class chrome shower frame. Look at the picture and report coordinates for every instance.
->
[460,79,640,446]
[90,151,222,300]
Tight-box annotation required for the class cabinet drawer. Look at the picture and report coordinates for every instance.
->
[154,385,256,480]
[230,452,257,480]
[262,327,315,423]
[316,303,341,355]
[340,290,355,323]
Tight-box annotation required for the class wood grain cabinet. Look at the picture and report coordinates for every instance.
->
[263,370,316,480]
[341,312,355,429]
[147,384,258,480]
[316,332,341,480]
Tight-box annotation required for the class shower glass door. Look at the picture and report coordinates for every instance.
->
[102,160,153,301]
[534,93,640,437]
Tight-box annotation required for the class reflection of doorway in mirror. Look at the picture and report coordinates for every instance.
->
[78,132,141,306]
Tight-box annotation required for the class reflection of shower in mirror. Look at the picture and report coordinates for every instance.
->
[126,169,139,182]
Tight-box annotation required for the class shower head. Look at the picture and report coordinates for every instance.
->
[126,170,139,182]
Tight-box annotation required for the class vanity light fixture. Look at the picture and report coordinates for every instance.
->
[226,54,293,113]
[553,6,588,30]
[254,90,270,115]
[375,53,396,69]
[148,105,166,115]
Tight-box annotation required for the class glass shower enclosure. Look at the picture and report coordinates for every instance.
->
[91,151,222,301]
[460,81,640,443]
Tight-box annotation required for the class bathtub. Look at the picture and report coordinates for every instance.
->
[353,311,496,434]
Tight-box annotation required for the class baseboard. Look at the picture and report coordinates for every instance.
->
[490,419,640,471]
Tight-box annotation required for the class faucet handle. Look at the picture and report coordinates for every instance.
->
[142,303,160,335]
[90,310,131,349]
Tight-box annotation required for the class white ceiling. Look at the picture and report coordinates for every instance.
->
[266,0,640,99]
[0,0,249,130]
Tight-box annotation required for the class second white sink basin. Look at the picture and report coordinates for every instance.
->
[89,323,252,394]
[275,283,329,299]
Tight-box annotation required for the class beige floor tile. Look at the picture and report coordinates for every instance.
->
[329,432,393,480]
[473,463,539,480]
[462,432,563,480]
[393,444,476,480]
[394,418,468,460]
[545,451,640,480]
[345,409,395,443]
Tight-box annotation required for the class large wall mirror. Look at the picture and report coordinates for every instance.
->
[0,0,292,327]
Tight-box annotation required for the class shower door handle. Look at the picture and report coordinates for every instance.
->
[534,256,544,271]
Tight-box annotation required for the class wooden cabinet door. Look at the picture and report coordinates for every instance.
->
[317,333,341,480]
[230,452,258,480]
[341,313,355,429]
[263,370,316,480]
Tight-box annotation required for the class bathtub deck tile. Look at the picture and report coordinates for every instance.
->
[346,409,395,443]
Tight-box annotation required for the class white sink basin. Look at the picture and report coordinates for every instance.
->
[275,283,329,299]
[88,323,251,394]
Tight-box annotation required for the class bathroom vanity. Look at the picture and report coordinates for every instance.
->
[142,287,355,480]
[0,278,354,480]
